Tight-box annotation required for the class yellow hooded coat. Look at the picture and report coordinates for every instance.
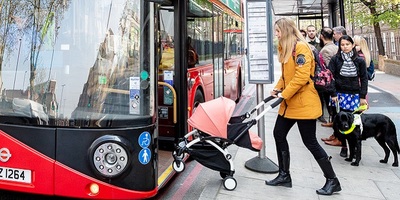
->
[274,41,322,119]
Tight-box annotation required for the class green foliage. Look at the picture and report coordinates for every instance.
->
[346,0,400,29]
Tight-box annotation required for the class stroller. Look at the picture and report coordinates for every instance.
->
[172,96,283,190]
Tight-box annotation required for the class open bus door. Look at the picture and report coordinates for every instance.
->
[157,0,245,150]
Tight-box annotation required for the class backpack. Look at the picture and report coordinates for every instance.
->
[292,44,334,92]
[367,61,375,81]
[312,50,334,92]
[358,53,376,81]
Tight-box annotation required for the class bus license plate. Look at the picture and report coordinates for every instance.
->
[0,166,32,184]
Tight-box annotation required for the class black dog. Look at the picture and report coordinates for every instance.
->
[333,111,400,167]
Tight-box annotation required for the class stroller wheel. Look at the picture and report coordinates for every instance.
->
[172,161,185,172]
[223,177,237,191]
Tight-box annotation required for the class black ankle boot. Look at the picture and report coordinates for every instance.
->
[265,151,292,187]
[265,170,292,187]
[316,177,341,195]
[340,147,347,158]
[316,156,341,195]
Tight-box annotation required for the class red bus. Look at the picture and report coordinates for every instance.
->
[0,0,244,199]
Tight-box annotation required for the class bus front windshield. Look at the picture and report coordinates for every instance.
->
[0,0,154,127]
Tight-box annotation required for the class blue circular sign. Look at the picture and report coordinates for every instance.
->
[138,148,151,165]
[138,131,151,148]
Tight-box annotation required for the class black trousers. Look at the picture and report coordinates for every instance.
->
[273,115,328,160]
[318,90,332,120]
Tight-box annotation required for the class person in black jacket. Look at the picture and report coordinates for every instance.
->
[325,35,368,157]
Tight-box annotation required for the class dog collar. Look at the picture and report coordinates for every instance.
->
[340,114,363,135]
[340,123,356,135]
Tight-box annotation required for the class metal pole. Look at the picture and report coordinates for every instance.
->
[257,85,266,159]
[244,0,278,174]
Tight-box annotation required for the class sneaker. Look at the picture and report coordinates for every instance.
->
[317,116,328,123]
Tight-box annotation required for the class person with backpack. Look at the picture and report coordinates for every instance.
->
[354,35,376,81]
[265,18,341,196]
[315,27,339,125]
[325,35,369,157]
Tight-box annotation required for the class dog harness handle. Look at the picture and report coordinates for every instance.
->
[340,114,363,135]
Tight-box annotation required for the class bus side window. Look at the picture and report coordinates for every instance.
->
[187,37,198,68]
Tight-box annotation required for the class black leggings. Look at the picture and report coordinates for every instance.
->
[273,115,328,160]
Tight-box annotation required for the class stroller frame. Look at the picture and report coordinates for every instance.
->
[172,96,283,191]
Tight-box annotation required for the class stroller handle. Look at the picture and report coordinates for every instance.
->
[254,97,284,121]
[250,96,277,114]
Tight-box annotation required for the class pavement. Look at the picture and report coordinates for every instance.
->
[198,63,400,199]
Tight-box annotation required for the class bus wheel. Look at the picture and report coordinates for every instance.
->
[193,90,204,112]
[88,135,132,178]
[172,161,185,172]
[223,176,237,191]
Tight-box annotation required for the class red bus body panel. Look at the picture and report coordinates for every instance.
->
[0,130,54,195]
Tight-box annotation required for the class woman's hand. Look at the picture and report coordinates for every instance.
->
[360,98,368,106]
[331,96,338,102]
[271,89,281,98]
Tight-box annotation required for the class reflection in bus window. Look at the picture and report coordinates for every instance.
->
[0,0,153,127]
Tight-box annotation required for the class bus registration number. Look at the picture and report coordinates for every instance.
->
[0,166,31,183]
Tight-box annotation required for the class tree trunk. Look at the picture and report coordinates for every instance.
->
[373,23,385,56]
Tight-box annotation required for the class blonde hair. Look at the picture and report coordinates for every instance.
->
[274,18,311,63]
[353,35,371,67]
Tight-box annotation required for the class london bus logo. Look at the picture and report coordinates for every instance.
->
[0,148,12,162]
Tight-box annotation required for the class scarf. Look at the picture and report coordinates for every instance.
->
[340,51,357,77]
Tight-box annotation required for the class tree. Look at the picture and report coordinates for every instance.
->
[0,0,70,99]
[347,0,400,56]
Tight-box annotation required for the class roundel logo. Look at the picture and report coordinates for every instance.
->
[0,148,12,162]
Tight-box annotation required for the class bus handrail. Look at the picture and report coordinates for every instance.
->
[158,82,177,123]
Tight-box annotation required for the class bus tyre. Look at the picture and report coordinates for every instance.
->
[223,176,237,191]
[193,90,204,112]
[172,161,185,172]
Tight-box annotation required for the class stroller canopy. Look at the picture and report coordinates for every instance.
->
[188,97,236,138]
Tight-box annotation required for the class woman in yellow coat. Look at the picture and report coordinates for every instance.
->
[265,18,341,196]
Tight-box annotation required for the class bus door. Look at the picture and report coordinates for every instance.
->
[158,3,177,145]
[158,0,220,146]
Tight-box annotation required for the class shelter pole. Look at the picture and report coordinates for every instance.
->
[244,84,278,173]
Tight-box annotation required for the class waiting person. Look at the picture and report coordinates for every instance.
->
[306,25,321,51]
[324,35,369,157]
[354,35,375,81]
[332,26,347,45]
[300,29,307,38]
[318,27,338,127]
[265,18,341,196]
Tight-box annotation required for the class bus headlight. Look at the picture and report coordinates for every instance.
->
[89,135,132,178]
